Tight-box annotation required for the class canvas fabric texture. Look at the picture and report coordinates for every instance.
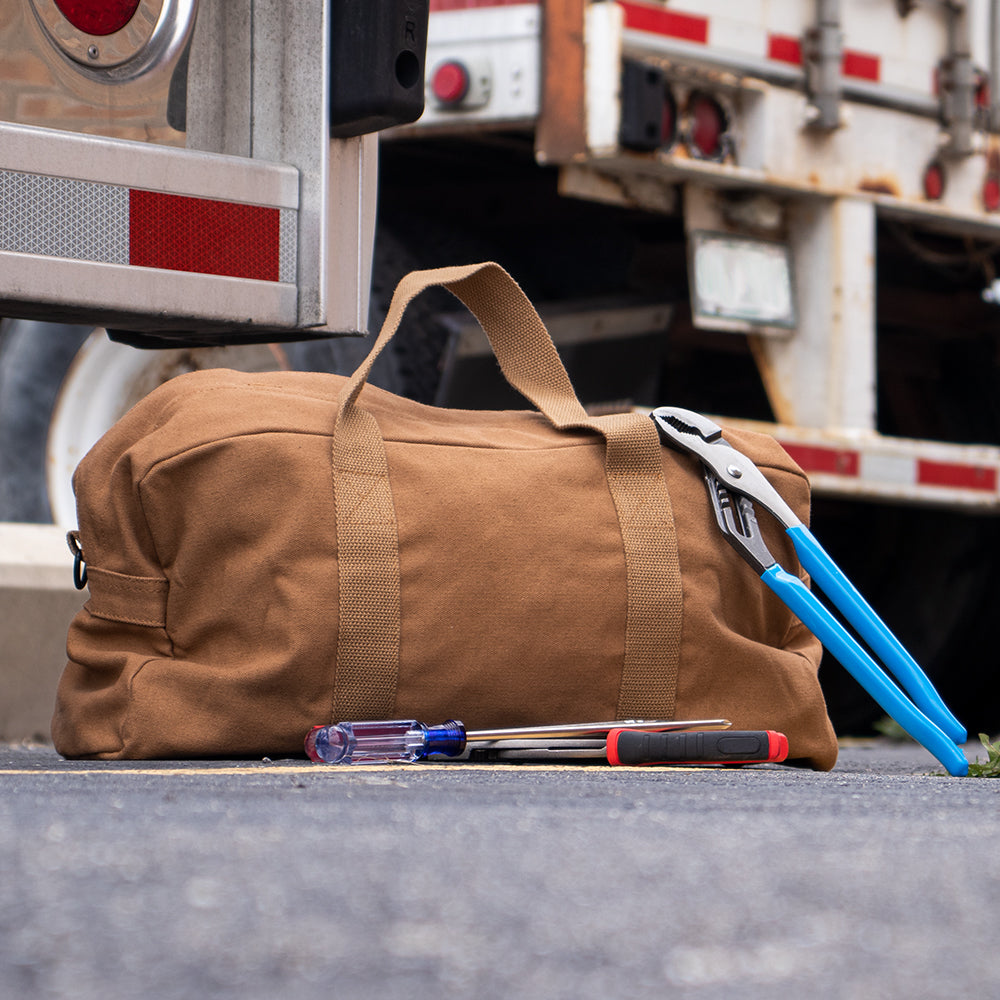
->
[52,262,838,769]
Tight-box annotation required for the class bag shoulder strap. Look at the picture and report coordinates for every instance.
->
[330,262,682,721]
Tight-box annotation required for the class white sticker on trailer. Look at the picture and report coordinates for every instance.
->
[691,233,795,328]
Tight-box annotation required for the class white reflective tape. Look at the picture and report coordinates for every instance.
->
[0,170,128,264]
[858,452,916,485]
[279,208,297,284]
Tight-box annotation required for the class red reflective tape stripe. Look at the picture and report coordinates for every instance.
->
[129,190,280,281]
[768,33,802,66]
[430,0,532,9]
[917,460,997,493]
[769,38,879,81]
[842,49,880,82]
[620,2,708,44]
[784,447,996,492]
[769,36,879,80]
[779,443,860,478]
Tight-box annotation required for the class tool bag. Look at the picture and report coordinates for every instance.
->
[52,262,838,768]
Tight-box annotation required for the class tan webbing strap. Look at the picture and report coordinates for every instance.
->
[330,391,401,720]
[331,262,682,721]
[444,266,682,717]
[575,411,682,719]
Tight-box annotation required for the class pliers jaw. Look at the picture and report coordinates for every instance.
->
[653,406,725,446]
[651,406,802,531]
[704,473,776,577]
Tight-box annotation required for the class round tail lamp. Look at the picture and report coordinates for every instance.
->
[29,0,195,75]
[431,61,470,106]
[687,92,728,160]
[53,0,140,35]
[922,161,945,202]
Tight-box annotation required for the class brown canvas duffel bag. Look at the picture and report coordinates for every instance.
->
[52,262,838,768]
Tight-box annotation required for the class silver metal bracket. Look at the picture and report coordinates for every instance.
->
[937,1,977,158]
[803,0,843,131]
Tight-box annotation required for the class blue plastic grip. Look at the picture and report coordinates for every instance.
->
[786,524,967,745]
[762,565,968,776]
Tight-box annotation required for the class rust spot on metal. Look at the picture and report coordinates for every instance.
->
[986,141,1000,173]
[857,176,901,197]
[535,0,587,164]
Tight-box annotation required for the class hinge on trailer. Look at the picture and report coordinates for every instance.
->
[802,0,843,132]
[938,1,978,158]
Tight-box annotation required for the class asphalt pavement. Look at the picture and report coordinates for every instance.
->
[2,738,998,999]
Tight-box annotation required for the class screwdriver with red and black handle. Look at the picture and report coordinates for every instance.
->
[606,728,788,766]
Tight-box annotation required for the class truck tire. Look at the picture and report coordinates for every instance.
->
[282,227,452,406]
[0,231,452,526]
[0,319,292,525]
[0,320,91,524]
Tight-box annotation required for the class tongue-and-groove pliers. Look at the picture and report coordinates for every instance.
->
[652,405,969,776]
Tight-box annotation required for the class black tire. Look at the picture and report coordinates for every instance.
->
[283,227,454,405]
[0,229,455,524]
[0,320,91,523]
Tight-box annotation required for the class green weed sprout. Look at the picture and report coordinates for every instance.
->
[967,734,1000,777]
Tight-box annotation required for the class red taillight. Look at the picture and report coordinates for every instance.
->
[687,92,727,159]
[922,161,945,201]
[54,0,141,35]
[984,173,1000,212]
[431,61,470,106]
[976,73,991,109]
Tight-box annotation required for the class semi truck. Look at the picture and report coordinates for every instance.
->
[2,0,999,733]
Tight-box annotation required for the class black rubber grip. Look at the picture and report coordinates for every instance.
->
[607,730,786,765]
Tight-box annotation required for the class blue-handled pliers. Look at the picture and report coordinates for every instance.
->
[652,406,969,776]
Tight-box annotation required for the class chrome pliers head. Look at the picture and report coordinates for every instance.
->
[652,406,969,776]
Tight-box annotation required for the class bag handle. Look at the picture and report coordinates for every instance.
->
[340,262,590,425]
[330,262,683,722]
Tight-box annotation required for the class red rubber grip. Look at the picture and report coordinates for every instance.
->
[606,729,789,765]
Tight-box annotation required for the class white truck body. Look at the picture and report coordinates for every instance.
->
[5,0,998,511]
[412,0,1000,510]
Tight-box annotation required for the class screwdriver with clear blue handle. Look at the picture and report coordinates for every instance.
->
[304,718,731,764]
[305,719,467,764]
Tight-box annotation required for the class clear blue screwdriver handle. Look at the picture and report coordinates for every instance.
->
[787,525,966,744]
[762,566,968,776]
[305,720,466,764]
